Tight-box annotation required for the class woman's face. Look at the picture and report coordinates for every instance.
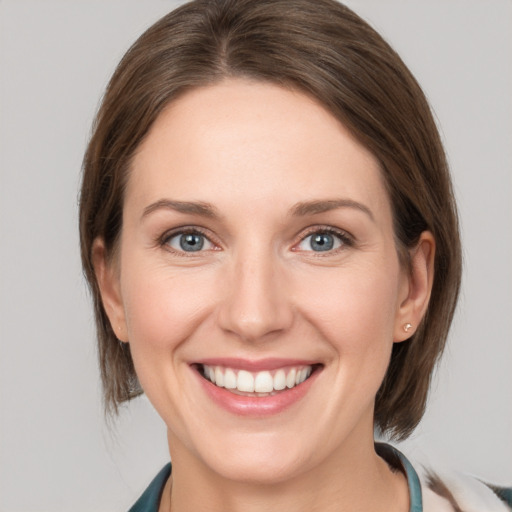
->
[97,79,430,483]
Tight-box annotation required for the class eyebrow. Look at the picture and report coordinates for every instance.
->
[141,197,374,222]
[141,199,219,220]
[291,199,374,221]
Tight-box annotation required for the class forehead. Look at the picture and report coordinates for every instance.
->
[127,79,390,217]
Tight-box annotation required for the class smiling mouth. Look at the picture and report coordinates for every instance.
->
[196,364,321,396]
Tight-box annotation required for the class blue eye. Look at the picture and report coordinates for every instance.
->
[166,232,214,252]
[297,231,345,252]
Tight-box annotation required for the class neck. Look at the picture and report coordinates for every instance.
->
[162,429,409,512]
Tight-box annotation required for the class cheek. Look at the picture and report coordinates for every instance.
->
[309,265,403,417]
[299,261,401,356]
[120,259,218,352]
[119,259,221,418]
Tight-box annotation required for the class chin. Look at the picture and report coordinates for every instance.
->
[211,453,308,485]
[195,432,313,485]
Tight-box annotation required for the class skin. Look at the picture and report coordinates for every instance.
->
[94,79,434,512]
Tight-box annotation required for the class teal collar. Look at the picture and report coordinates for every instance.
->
[128,463,171,512]
[375,442,423,512]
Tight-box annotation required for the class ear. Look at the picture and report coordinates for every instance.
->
[92,238,128,342]
[394,231,435,342]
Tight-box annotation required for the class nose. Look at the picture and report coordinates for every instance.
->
[216,249,294,342]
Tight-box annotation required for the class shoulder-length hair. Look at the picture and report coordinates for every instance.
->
[79,0,462,440]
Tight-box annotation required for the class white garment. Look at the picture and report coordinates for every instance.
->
[420,468,511,512]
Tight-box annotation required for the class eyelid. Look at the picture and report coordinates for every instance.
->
[158,226,221,254]
[292,225,354,253]
[156,224,353,255]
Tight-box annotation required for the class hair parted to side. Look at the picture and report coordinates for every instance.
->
[79,0,462,439]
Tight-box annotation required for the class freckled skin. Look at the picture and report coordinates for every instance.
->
[95,79,433,511]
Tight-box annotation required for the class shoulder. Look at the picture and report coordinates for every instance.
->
[378,443,511,512]
[420,465,512,512]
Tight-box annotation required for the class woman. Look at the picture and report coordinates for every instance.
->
[79,0,511,510]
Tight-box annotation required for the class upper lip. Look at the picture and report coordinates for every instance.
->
[193,358,321,372]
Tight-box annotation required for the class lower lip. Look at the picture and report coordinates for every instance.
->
[194,367,319,417]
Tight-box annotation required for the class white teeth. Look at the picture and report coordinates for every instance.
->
[202,364,314,394]
[215,367,224,387]
[224,368,237,389]
[237,370,255,392]
[254,371,274,393]
[286,368,296,388]
[274,369,286,391]
[297,368,309,385]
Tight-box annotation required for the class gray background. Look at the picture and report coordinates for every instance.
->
[0,1,510,510]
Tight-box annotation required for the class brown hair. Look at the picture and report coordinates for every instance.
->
[79,0,462,439]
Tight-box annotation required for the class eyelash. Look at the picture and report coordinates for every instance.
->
[158,227,218,256]
[294,226,354,254]
[158,225,354,256]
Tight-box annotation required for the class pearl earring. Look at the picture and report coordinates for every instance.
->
[403,323,412,333]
